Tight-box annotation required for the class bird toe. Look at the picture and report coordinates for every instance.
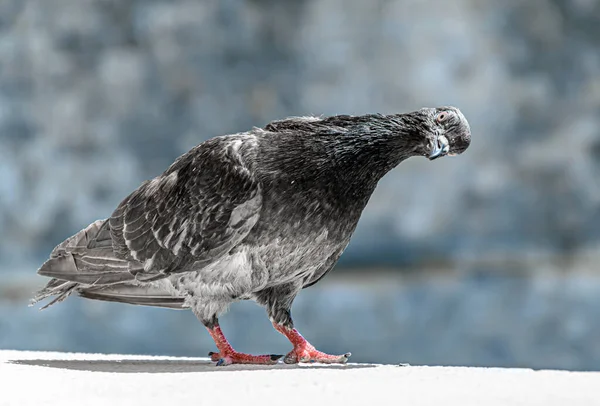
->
[339,352,351,363]
[283,348,351,364]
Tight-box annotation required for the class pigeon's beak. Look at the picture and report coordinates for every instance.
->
[428,135,450,160]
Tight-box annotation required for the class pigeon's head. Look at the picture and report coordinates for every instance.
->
[417,106,471,160]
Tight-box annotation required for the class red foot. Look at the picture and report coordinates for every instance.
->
[208,350,282,366]
[207,325,282,366]
[273,323,351,364]
[283,345,351,364]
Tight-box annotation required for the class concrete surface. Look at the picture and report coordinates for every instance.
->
[1,350,599,406]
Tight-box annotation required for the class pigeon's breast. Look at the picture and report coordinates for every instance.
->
[170,224,341,302]
[252,227,336,285]
[170,245,264,300]
[245,179,364,286]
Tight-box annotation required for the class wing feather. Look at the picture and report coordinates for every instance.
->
[109,135,262,277]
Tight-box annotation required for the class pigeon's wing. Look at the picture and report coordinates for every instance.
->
[109,136,262,279]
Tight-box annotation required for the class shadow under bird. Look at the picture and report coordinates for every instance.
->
[32,107,471,365]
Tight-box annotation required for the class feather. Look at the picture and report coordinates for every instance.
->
[78,285,186,309]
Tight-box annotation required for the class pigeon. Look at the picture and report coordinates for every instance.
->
[32,106,471,365]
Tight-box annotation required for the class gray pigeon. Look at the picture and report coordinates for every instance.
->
[32,106,471,365]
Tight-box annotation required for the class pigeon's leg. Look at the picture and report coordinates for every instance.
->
[257,285,351,364]
[202,316,282,366]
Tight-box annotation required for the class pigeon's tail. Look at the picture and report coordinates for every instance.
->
[31,219,141,309]
[78,284,187,310]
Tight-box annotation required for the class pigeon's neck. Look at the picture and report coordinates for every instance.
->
[257,113,425,208]
[328,119,421,196]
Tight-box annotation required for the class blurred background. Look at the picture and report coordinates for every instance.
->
[1,0,600,371]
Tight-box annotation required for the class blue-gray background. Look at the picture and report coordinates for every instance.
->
[2,0,600,371]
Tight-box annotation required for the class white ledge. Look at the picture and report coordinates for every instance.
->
[1,350,598,406]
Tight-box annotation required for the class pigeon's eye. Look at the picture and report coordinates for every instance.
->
[436,112,449,123]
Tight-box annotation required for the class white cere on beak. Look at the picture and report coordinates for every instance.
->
[429,135,450,160]
[440,135,450,154]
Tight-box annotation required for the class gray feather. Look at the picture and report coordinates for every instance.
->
[78,285,186,309]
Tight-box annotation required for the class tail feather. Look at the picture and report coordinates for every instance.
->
[33,219,183,310]
[33,219,143,309]
[38,255,136,285]
[39,283,78,310]
[49,219,109,257]
[30,279,78,308]
[79,285,187,309]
